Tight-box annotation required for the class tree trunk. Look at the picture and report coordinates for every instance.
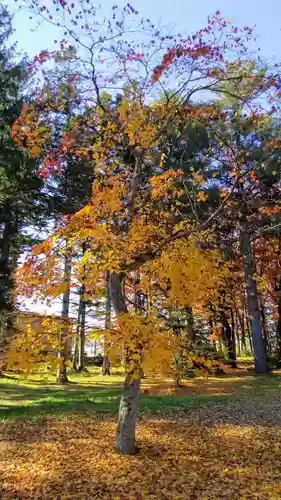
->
[72,332,79,371]
[109,271,141,455]
[185,306,196,342]
[56,251,71,384]
[0,219,13,316]
[259,296,269,353]
[72,296,82,371]
[221,311,236,368]
[239,311,247,354]
[233,309,241,357]
[240,220,268,374]
[230,308,237,367]
[77,290,86,371]
[116,377,141,454]
[0,218,18,339]
[102,355,111,376]
[275,282,281,363]
[102,272,111,376]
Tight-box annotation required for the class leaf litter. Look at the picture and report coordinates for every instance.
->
[1,393,281,499]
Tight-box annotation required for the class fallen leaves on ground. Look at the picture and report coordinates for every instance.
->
[2,394,281,499]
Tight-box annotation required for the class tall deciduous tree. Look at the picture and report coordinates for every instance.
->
[12,4,281,453]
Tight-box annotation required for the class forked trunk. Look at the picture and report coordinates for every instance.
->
[240,220,268,374]
[109,271,141,455]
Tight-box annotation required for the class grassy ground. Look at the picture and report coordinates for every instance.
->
[2,368,281,498]
[0,365,279,420]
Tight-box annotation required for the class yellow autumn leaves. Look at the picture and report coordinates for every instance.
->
[103,311,175,379]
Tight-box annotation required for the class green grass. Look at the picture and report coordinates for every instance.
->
[1,369,281,421]
[0,371,230,421]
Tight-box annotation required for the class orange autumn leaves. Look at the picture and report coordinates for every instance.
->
[3,387,281,499]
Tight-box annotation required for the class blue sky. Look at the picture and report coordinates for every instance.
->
[5,0,281,60]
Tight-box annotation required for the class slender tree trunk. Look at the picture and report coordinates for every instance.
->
[0,218,17,329]
[102,272,111,376]
[230,308,237,367]
[221,311,236,368]
[56,252,71,384]
[238,311,247,354]
[244,308,253,354]
[72,301,81,372]
[240,220,268,373]
[72,332,79,371]
[77,289,86,371]
[259,296,269,353]
[275,282,281,363]
[185,306,195,342]
[72,296,82,371]
[0,220,12,315]
[109,271,141,455]
[233,309,241,357]
[0,211,19,374]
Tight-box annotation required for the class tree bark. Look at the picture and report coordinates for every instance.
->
[230,308,237,367]
[259,295,269,353]
[0,217,18,335]
[72,331,79,371]
[220,311,237,368]
[275,281,281,363]
[72,292,83,371]
[185,306,196,342]
[102,272,111,375]
[238,311,247,354]
[240,220,268,373]
[77,288,86,371]
[233,309,241,357]
[56,251,71,384]
[109,271,141,455]
[116,377,141,455]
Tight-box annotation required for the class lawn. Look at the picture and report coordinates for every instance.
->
[1,369,281,499]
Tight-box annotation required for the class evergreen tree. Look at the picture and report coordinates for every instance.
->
[0,5,47,341]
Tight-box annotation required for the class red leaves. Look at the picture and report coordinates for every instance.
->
[60,215,69,224]
[152,45,210,83]
[152,13,256,84]
[38,50,50,60]
[260,206,281,216]
[37,154,62,179]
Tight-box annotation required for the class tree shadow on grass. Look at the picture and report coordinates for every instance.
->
[0,380,123,419]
